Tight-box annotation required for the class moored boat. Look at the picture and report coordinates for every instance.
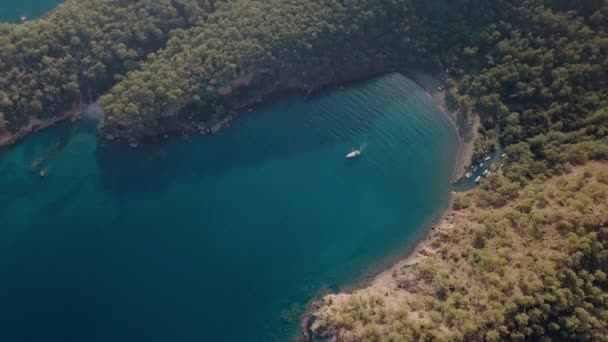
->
[346,149,361,158]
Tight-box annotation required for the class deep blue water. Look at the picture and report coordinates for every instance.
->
[0,74,458,341]
[0,0,62,22]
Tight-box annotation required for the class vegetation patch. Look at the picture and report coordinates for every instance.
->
[312,161,608,341]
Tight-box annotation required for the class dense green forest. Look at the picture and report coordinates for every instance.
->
[1,1,608,339]
[1,1,605,145]
[310,1,608,341]
[0,0,512,141]
[98,0,414,138]
[0,0,212,134]
[313,161,608,341]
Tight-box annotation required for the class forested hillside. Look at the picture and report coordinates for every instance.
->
[1,0,608,340]
[0,0,212,136]
[312,161,608,341]
[1,0,515,143]
[310,1,608,340]
[2,1,606,146]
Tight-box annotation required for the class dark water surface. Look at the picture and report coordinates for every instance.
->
[0,74,458,341]
[0,0,62,22]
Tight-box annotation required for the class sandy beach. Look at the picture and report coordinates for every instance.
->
[405,70,476,182]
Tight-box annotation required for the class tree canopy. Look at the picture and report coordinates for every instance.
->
[2,0,608,339]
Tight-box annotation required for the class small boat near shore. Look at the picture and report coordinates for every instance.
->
[39,167,48,178]
[346,149,361,158]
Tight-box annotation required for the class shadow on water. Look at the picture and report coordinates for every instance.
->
[36,182,85,218]
[96,78,396,196]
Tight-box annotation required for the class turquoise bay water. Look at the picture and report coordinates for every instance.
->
[0,0,62,22]
[0,74,458,341]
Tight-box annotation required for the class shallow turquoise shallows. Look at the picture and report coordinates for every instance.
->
[0,0,61,22]
[0,74,458,341]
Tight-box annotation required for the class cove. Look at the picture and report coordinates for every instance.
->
[0,74,458,341]
[0,0,62,22]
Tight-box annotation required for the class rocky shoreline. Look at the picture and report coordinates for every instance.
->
[0,110,79,149]
[0,101,109,149]
[98,62,400,147]
[300,195,458,342]
[0,67,452,153]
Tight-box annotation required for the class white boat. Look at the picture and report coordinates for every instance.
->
[346,149,361,158]
[484,155,491,161]
[465,172,472,179]
[475,176,482,183]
